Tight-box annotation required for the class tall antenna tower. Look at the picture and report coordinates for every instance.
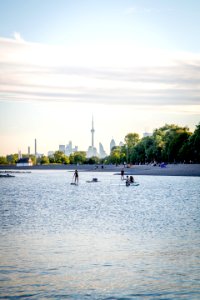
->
[91,116,95,148]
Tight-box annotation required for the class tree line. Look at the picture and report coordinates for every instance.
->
[108,123,200,165]
[0,123,199,165]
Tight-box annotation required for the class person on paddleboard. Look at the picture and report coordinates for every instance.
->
[73,169,79,184]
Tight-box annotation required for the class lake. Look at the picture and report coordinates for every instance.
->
[0,171,200,299]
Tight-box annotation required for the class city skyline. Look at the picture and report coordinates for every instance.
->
[17,117,115,158]
[0,1,200,156]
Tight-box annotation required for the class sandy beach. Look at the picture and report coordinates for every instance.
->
[0,163,200,176]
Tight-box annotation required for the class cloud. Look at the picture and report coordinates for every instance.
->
[124,6,174,15]
[124,7,136,15]
[0,35,200,108]
[13,32,24,42]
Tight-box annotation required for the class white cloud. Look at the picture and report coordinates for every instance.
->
[0,35,200,108]
[124,7,136,15]
[13,32,24,42]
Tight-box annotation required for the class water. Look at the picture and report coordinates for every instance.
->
[0,171,200,299]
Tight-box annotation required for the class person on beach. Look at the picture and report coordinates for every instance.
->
[126,176,130,186]
[130,175,134,183]
[73,169,79,184]
[121,169,125,180]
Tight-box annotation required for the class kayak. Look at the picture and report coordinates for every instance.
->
[0,174,15,178]
[86,178,99,183]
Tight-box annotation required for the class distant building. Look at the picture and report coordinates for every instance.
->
[16,157,33,167]
[87,146,98,157]
[58,142,78,156]
[110,139,116,152]
[59,145,65,153]
[99,143,107,158]
[48,151,54,157]
[119,141,124,147]
[143,132,152,137]
[65,141,73,156]
[18,150,22,159]
[73,146,78,153]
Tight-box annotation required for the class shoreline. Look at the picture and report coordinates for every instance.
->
[0,164,200,177]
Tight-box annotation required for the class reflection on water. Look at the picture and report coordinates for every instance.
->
[0,171,200,299]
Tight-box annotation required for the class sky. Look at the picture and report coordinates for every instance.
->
[0,0,200,156]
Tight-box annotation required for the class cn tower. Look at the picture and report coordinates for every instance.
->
[91,116,95,148]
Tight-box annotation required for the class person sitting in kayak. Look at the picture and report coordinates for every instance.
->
[126,176,130,186]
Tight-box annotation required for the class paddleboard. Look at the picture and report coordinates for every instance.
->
[111,183,139,186]
[86,180,100,183]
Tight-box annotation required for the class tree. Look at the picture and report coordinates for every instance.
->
[125,133,140,148]
[40,156,50,165]
[189,123,200,162]
[130,142,145,164]
[53,151,69,164]
[73,151,87,164]
[49,156,56,163]
[162,126,191,162]
[86,156,100,164]
[0,156,7,164]
[109,146,121,164]
[6,154,18,164]
[152,129,165,162]
[124,133,140,163]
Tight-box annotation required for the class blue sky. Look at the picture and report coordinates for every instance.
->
[0,0,200,155]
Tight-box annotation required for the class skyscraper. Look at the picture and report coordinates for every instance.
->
[110,139,116,152]
[35,139,37,156]
[99,142,107,158]
[91,116,95,148]
[59,145,65,153]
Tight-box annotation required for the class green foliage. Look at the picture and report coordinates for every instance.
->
[6,154,18,164]
[53,151,70,164]
[106,122,200,164]
[86,156,100,164]
[189,123,200,162]
[49,156,55,163]
[0,156,8,164]
[40,156,50,165]
[161,126,191,162]
[125,133,140,148]
[124,133,140,163]
[107,146,123,164]
[70,151,86,164]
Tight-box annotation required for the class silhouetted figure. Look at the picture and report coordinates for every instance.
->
[73,169,79,184]
[121,169,125,180]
